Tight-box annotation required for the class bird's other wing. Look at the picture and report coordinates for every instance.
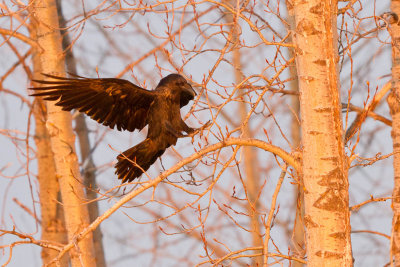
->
[30,74,156,132]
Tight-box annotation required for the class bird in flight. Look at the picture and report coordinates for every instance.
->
[30,73,204,183]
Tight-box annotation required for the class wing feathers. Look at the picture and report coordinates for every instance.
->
[30,74,157,132]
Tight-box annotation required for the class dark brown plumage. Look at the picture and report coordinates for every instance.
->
[30,73,198,183]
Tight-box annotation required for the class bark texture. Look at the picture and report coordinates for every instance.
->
[56,1,106,265]
[31,0,96,266]
[388,91,400,266]
[286,2,305,265]
[33,98,68,266]
[388,1,400,264]
[292,0,353,265]
[30,11,69,267]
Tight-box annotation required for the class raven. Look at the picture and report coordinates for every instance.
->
[30,73,200,183]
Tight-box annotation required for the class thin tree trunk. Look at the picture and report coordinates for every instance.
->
[30,11,69,267]
[31,0,96,266]
[286,2,305,265]
[32,68,70,267]
[290,61,305,266]
[387,2,400,265]
[289,39,305,267]
[235,45,263,266]
[224,2,263,265]
[234,55,263,266]
[292,0,353,265]
[33,97,69,267]
[388,87,400,266]
[55,1,106,265]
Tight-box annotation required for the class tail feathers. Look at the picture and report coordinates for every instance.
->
[115,139,165,183]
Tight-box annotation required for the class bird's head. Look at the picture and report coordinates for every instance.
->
[158,74,197,107]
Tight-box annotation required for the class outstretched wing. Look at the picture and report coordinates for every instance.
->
[30,74,156,132]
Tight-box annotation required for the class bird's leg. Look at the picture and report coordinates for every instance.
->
[165,121,184,138]
[181,120,211,139]
[181,123,195,135]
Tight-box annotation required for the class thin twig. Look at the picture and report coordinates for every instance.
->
[263,166,287,266]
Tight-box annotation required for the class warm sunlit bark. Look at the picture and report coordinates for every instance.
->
[55,1,106,265]
[30,12,69,267]
[388,2,400,265]
[31,0,96,266]
[33,98,69,267]
[292,0,353,265]
[289,52,305,266]
[388,86,400,266]
[286,2,305,265]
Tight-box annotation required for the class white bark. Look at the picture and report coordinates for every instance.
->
[292,0,353,265]
[31,0,96,266]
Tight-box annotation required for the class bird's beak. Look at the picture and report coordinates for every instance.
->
[185,83,197,97]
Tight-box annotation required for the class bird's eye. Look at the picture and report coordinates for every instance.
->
[177,81,185,86]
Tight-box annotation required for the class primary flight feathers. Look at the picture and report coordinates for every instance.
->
[30,73,198,183]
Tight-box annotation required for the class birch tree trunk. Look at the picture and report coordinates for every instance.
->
[292,0,353,265]
[30,10,69,266]
[55,1,106,265]
[31,0,96,266]
[388,1,400,265]
[33,96,69,267]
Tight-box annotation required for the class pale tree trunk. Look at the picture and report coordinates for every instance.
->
[55,1,106,265]
[32,59,70,267]
[292,0,353,265]
[289,49,305,266]
[234,49,263,267]
[33,97,68,267]
[30,11,69,267]
[31,0,96,266]
[388,1,400,265]
[33,97,69,267]
[235,40,263,266]
[286,2,305,265]
[224,2,263,265]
